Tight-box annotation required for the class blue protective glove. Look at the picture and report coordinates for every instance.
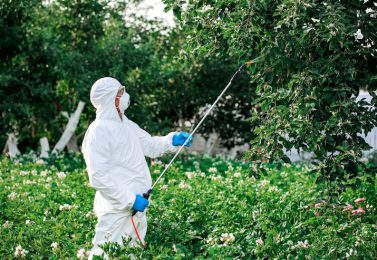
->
[172,132,193,147]
[132,194,149,212]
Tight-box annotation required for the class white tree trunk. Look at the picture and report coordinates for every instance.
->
[3,133,21,158]
[52,101,85,154]
[206,132,219,155]
[67,134,79,153]
[40,137,50,158]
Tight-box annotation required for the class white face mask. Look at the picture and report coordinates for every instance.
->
[119,92,130,112]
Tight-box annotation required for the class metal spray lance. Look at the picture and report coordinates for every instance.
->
[132,59,255,216]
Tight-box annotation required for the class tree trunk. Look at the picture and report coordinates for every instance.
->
[67,134,79,153]
[52,101,85,154]
[3,133,20,158]
[40,137,50,158]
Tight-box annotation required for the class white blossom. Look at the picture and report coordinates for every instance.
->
[234,172,241,177]
[185,172,195,179]
[198,172,206,177]
[256,238,264,246]
[51,242,58,250]
[346,248,357,258]
[220,233,235,245]
[86,211,94,218]
[208,167,218,173]
[199,5,213,13]
[260,179,270,187]
[19,170,29,176]
[206,236,216,245]
[25,219,35,225]
[59,204,77,211]
[14,245,28,258]
[77,248,86,260]
[8,192,17,200]
[178,181,191,189]
[57,172,66,179]
[40,170,48,177]
[210,175,223,181]
[268,186,281,193]
[35,159,45,165]
[366,8,377,18]
[296,240,310,249]
[354,29,364,40]
[3,221,11,228]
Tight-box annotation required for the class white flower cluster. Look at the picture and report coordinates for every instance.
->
[14,245,28,258]
[24,180,37,185]
[8,192,17,200]
[77,248,90,259]
[3,221,12,228]
[210,175,223,181]
[354,29,364,40]
[40,170,48,177]
[295,240,310,249]
[51,242,58,251]
[256,238,264,246]
[86,211,94,218]
[345,248,357,258]
[268,186,281,193]
[19,170,29,176]
[220,233,235,245]
[178,181,191,189]
[366,7,376,18]
[259,179,270,187]
[205,236,216,245]
[59,204,78,211]
[197,172,206,177]
[57,172,66,179]
[198,5,213,13]
[185,171,196,179]
[233,172,241,177]
[208,167,218,173]
[25,219,35,225]
[35,159,46,165]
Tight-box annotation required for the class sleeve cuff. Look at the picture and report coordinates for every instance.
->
[126,192,137,211]
[166,132,180,153]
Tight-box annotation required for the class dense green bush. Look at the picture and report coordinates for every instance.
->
[1,153,376,258]
[0,0,255,151]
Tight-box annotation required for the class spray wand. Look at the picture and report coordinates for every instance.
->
[131,59,256,246]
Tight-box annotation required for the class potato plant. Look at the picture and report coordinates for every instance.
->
[0,153,376,259]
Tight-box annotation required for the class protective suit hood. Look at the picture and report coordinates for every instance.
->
[90,77,122,121]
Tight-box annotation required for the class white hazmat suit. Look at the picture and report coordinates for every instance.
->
[81,77,178,259]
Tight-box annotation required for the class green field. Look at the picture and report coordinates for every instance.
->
[0,153,376,259]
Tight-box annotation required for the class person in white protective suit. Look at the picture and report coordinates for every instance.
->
[81,77,192,259]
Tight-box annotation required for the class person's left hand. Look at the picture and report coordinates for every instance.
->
[172,132,193,147]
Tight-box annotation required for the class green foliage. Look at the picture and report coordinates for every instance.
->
[1,0,256,151]
[162,0,377,195]
[0,154,376,258]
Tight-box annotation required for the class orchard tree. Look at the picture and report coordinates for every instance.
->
[128,27,255,147]
[163,0,377,196]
